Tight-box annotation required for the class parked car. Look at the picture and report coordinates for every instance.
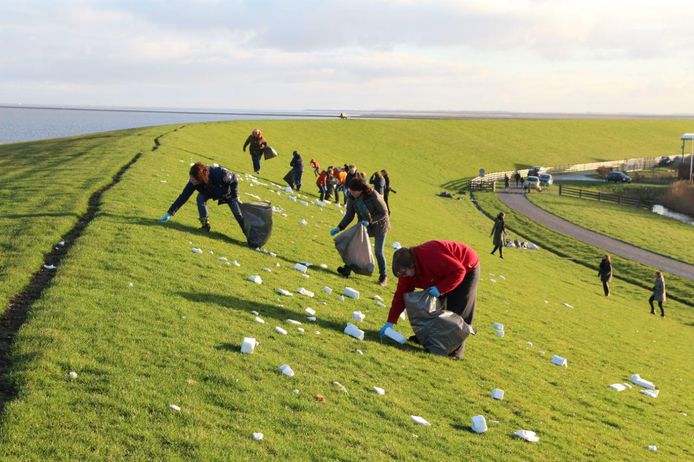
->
[528,166,543,176]
[539,173,553,186]
[525,175,541,191]
[607,171,632,183]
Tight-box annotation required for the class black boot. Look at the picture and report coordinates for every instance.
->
[199,217,211,232]
[337,266,352,277]
[378,274,388,286]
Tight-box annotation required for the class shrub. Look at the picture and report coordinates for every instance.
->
[661,180,694,216]
[596,166,612,178]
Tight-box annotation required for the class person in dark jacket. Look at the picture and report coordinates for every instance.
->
[648,271,666,317]
[242,128,267,174]
[330,177,390,286]
[504,174,510,190]
[381,169,395,214]
[490,212,506,258]
[381,240,480,357]
[290,151,304,191]
[159,162,244,234]
[369,171,386,195]
[343,165,358,205]
[597,254,613,296]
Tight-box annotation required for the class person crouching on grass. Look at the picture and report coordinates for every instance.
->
[159,162,244,236]
[380,240,481,355]
[330,177,390,286]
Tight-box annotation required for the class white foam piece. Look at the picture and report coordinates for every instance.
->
[218,257,228,261]
[252,432,264,441]
[356,349,364,355]
[275,327,288,335]
[269,252,277,257]
[191,248,203,254]
[301,274,310,279]
[471,415,488,433]
[647,445,657,452]
[496,330,505,337]
[339,295,345,302]
[344,287,360,299]
[293,263,308,273]
[247,275,262,284]
[498,275,506,280]
[376,301,386,308]
[262,267,272,272]
[384,327,406,344]
[299,200,309,206]
[344,323,365,340]
[278,364,294,377]
[251,310,259,315]
[169,404,181,412]
[490,279,497,283]
[563,303,574,308]
[276,288,293,296]
[128,282,134,287]
[284,187,293,193]
[610,384,627,391]
[352,311,366,322]
[296,287,315,297]
[372,295,384,301]
[527,341,533,347]
[551,355,568,367]
[640,389,660,398]
[514,430,539,442]
[305,308,316,316]
[492,322,504,330]
[254,316,265,324]
[306,316,317,322]
[373,387,385,395]
[630,374,656,390]
[43,264,56,270]
[287,319,302,325]
[391,242,402,250]
[240,337,257,354]
[68,371,78,379]
[491,388,505,400]
[231,260,241,267]
[399,312,407,321]
[410,415,431,426]
[322,286,333,294]
[319,263,328,269]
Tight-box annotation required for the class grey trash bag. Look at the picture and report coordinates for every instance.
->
[404,291,471,358]
[264,145,279,160]
[239,201,273,248]
[333,224,375,275]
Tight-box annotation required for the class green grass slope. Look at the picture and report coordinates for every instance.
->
[0,120,692,461]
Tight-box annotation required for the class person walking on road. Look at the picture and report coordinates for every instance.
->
[490,212,506,258]
[242,128,267,175]
[160,162,244,235]
[330,177,390,286]
[598,254,613,296]
[504,174,510,190]
[648,271,666,317]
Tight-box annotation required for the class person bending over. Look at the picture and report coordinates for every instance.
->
[160,162,244,235]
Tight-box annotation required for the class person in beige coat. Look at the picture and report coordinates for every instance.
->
[648,271,666,317]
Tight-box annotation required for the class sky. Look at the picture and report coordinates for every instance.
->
[1,0,693,114]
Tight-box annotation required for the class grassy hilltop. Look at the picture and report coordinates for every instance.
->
[0,120,692,461]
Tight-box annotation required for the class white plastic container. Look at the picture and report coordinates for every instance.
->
[344,287,360,299]
[240,337,257,354]
[630,373,656,390]
[384,327,407,344]
[278,364,294,377]
[344,323,365,340]
[491,388,505,400]
[293,263,308,273]
[352,311,366,322]
[471,415,488,433]
[551,355,568,367]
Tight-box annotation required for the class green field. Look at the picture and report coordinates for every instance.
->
[0,120,692,461]
[526,191,694,264]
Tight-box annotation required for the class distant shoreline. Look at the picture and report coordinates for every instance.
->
[2,104,694,120]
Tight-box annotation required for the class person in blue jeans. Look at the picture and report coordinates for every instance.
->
[160,162,244,235]
[330,177,390,286]
[242,128,267,174]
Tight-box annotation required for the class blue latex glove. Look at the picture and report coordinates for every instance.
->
[426,286,441,297]
[330,227,340,236]
[360,220,370,227]
[379,322,394,336]
[159,213,171,222]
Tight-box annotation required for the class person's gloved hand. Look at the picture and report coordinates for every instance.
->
[426,286,441,297]
[379,322,394,336]
[159,213,171,222]
[360,220,370,227]
[330,227,340,236]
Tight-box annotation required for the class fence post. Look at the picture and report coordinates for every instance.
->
[559,183,562,195]
[598,192,601,201]
[579,189,582,198]
[618,195,621,204]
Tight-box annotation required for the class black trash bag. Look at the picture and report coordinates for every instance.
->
[264,145,279,160]
[239,201,273,248]
[333,224,374,275]
[404,290,471,358]
[282,169,295,188]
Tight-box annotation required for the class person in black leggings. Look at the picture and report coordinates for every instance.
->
[490,212,506,258]
[648,271,666,317]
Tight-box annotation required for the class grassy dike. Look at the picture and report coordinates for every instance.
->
[0,120,692,460]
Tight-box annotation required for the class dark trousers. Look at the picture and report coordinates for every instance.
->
[491,245,503,257]
[318,185,327,201]
[648,296,665,316]
[197,193,244,232]
[293,170,303,190]
[602,280,610,296]
[251,154,262,173]
[441,265,480,325]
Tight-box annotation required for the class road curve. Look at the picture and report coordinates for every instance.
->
[498,190,694,280]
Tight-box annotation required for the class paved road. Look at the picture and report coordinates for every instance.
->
[498,190,694,280]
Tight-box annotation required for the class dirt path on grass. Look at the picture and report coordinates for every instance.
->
[498,189,694,280]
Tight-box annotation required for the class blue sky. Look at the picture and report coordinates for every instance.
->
[1,0,693,113]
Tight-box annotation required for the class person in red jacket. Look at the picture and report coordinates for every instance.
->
[379,240,480,337]
[316,169,329,201]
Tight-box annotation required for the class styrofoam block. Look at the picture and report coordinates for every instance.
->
[278,364,294,377]
[240,337,257,354]
[305,308,316,316]
[322,286,333,294]
[277,288,293,296]
[551,355,568,367]
[352,311,366,322]
[287,319,302,325]
[252,432,264,441]
[610,383,627,391]
[191,248,203,254]
[491,388,505,400]
[247,275,262,284]
[492,322,504,330]
[306,316,317,322]
[411,415,431,426]
[275,327,288,335]
[514,430,539,442]
[293,263,308,273]
[344,287,360,299]
[471,415,488,433]
[384,327,406,344]
[640,389,660,398]
[373,387,385,395]
[630,374,656,390]
[296,287,315,297]
[391,242,402,250]
[344,323,364,340]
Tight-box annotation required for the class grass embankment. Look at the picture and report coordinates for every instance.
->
[473,191,693,305]
[0,120,692,461]
[526,191,694,264]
